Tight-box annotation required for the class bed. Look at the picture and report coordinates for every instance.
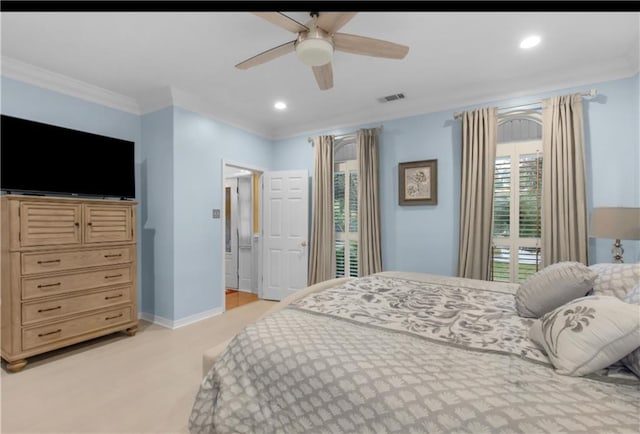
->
[189,270,640,433]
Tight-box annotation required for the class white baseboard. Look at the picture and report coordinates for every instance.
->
[138,307,223,330]
[138,312,173,329]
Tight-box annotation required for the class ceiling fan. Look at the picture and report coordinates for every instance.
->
[235,12,410,90]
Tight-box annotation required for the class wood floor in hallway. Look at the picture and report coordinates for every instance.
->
[225,288,259,310]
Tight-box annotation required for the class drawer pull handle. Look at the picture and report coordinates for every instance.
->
[105,313,123,321]
[104,254,123,258]
[38,329,62,337]
[38,306,62,313]
[37,282,61,289]
[105,274,123,279]
[37,259,61,264]
[105,294,123,300]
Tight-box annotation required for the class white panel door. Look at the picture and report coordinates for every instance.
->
[262,170,309,301]
[224,178,238,289]
[237,176,254,292]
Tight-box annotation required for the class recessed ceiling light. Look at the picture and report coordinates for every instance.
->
[520,35,541,49]
[274,101,287,110]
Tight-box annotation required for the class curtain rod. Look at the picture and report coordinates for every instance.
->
[307,125,383,144]
[452,88,598,120]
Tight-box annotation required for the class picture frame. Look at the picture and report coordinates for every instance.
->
[398,159,437,205]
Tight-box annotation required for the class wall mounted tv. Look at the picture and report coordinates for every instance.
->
[1,115,135,199]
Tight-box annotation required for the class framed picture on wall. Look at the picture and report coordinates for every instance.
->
[398,159,437,205]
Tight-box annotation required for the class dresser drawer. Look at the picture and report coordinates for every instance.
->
[22,306,132,351]
[22,246,133,275]
[22,265,132,300]
[22,286,132,325]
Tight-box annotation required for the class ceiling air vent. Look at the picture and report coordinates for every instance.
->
[378,93,405,103]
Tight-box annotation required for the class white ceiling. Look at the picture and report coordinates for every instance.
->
[1,12,638,139]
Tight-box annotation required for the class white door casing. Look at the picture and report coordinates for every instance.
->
[262,170,309,301]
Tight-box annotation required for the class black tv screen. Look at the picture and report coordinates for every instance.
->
[1,115,135,199]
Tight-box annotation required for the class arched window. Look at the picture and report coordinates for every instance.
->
[491,111,543,282]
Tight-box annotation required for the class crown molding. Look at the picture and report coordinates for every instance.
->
[171,87,273,140]
[2,55,636,142]
[271,62,639,141]
[137,85,174,114]
[1,56,140,114]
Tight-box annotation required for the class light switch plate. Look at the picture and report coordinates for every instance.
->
[212,209,220,219]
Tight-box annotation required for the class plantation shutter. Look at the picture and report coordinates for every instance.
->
[334,155,359,278]
[491,156,511,282]
[517,153,542,282]
[491,142,542,283]
[493,156,511,238]
[334,170,346,276]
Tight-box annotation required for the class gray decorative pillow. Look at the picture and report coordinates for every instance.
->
[515,261,596,318]
[529,295,640,376]
[588,262,640,300]
[622,283,640,378]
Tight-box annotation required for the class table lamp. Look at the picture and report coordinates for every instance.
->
[590,207,640,263]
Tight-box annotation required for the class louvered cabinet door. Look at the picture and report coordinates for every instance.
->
[84,204,133,244]
[20,203,82,247]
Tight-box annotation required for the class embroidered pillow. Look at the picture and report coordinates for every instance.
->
[622,283,640,377]
[529,295,640,376]
[588,262,640,300]
[515,261,596,318]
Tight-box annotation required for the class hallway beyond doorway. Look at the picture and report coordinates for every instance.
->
[225,289,259,310]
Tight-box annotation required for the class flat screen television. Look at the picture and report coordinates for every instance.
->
[1,115,135,199]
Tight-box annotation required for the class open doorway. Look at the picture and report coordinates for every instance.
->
[223,162,263,310]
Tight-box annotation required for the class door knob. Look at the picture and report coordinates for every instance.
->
[301,241,307,247]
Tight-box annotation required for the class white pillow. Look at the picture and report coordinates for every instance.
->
[588,262,640,300]
[622,283,640,377]
[529,295,640,376]
[515,261,596,318]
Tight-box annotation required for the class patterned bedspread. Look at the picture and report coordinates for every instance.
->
[189,273,640,433]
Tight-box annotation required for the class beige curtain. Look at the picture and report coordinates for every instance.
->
[541,94,588,266]
[457,107,498,280]
[308,135,335,285]
[357,128,382,276]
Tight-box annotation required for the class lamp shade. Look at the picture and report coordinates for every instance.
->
[590,207,640,240]
[296,38,333,67]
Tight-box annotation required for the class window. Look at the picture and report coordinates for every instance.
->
[334,139,358,277]
[491,114,542,283]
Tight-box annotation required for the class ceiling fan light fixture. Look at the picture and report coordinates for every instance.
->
[296,38,333,67]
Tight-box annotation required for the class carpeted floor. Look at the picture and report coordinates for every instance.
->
[0,300,275,433]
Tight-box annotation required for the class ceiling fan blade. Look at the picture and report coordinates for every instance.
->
[235,40,296,69]
[333,33,409,59]
[253,12,309,33]
[312,63,333,90]
[316,12,357,34]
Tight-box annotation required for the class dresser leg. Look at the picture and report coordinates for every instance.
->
[126,326,138,336]
[6,359,27,373]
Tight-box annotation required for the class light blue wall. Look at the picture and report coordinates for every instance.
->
[584,74,639,263]
[273,73,640,274]
[0,77,144,304]
[140,107,174,318]
[172,107,273,319]
[3,72,637,323]
[273,117,460,276]
[0,77,276,322]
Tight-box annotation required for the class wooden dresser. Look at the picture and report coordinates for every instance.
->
[1,195,138,372]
